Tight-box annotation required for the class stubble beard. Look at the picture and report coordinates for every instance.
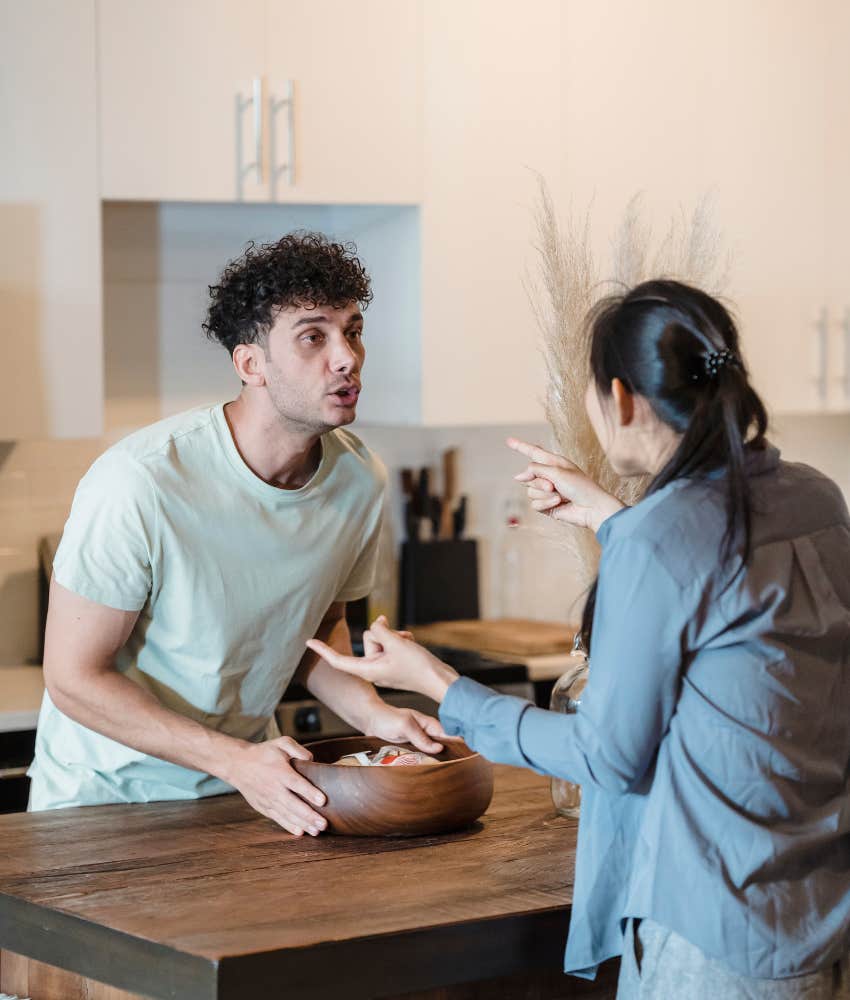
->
[264,362,350,437]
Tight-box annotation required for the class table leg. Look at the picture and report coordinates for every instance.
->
[0,949,144,1000]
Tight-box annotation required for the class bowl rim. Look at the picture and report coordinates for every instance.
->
[300,735,484,771]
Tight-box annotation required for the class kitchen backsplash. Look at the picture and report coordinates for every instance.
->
[1,412,849,666]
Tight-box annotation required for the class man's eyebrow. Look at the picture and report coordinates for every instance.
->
[292,314,330,328]
[291,312,363,329]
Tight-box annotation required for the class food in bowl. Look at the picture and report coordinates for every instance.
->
[336,745,441,767]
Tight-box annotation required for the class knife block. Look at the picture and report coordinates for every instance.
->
[398,539,479,626]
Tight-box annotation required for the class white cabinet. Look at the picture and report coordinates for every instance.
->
[0,0,103,439]
[264,1,422,205]
[558,0,830,418]
[98,0,421,204]
[418,0,563,425]
[98,0,267,203]
[825,0,850,413]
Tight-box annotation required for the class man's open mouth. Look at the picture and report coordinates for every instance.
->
[330,385,361,404]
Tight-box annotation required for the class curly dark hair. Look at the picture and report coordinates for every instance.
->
[202,231,373,355]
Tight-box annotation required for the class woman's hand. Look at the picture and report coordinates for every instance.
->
[306,617,460,706]
[507,437,625,533]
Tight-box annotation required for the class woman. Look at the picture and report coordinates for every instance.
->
[308,280,850,999]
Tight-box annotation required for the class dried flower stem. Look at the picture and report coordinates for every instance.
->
[527,181,729,590]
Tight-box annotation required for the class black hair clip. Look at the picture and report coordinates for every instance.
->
[697,348,739,380]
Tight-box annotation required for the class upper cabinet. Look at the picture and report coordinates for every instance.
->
[418,0,563,426]
[98,0,422,204]
[0,0,103,439]
[825,0,850,413]
[263,2,422,205]
[558,0,836,418]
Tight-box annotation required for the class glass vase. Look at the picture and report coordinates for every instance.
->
[549,633,589,817]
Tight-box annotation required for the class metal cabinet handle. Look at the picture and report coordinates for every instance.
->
[237,77,264,186]
[271,80,295,197]
[814,307,829,404]
[843,307,850,402]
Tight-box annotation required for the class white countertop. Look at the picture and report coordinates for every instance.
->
[0,666,44,732]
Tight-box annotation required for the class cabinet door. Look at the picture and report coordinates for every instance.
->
[419,0,563,425]
[560,0,828,417]
[264,0,422,204]
[0,0,103,438]
[826,0,850,412]
[99,0,267,202]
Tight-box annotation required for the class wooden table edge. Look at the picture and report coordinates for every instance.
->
[1,890,573,1000]
[0,892,217,1000]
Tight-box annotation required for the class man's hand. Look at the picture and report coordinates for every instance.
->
[225,736,328,837]
[363,701,449,755]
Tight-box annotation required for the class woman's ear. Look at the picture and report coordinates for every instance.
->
[232,343,267,387]
[610,377,635,427]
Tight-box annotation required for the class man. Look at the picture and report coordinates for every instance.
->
[29,232,445,837]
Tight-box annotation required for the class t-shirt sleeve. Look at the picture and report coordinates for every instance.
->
[52,452,157,612]
[335,494,386,604]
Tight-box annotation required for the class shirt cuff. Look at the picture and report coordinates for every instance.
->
[438,676,534,768]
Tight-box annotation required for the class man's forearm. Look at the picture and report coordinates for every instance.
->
[47,671,249,785]
[295,615,382,733]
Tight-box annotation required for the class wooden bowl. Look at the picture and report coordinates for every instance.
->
[291,736,494,837]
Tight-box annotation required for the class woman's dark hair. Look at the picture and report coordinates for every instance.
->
[203,231,373,355]
[580,279,768,651]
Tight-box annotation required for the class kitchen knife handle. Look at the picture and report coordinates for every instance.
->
[440,448,458,539]
[429,496,443,540]
[404,500,420,543]
[416,468,430,518]
[452,496,467,539]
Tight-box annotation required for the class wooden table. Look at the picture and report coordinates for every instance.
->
[0,765,618,999]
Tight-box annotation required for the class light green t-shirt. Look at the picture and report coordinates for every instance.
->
[29,404,386,810]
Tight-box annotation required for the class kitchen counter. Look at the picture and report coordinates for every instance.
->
[0,765,618,999]
[0,666,43,733]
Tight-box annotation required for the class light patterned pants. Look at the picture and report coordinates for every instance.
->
[617,919,850,1000]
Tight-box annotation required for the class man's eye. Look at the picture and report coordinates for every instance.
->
[347,328,363,340]
[303,332,325,345]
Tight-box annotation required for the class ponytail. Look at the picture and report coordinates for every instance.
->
[580,280,768,652]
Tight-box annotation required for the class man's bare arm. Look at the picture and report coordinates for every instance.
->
[292,601,383,732]
[42,578,327,836]
[295,603,447,753]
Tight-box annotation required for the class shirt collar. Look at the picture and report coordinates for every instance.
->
[595,441,781,544]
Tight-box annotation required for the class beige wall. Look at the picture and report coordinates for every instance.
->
[0,437,104,664]
[2,411,849,667]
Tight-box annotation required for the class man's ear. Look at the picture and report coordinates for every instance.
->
[610,377,635,427]
[232,343,266,387]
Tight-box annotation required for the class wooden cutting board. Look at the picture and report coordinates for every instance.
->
[410,618,578,658]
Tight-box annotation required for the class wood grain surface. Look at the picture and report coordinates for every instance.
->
[411,619,578,658]
[0,766,584,999]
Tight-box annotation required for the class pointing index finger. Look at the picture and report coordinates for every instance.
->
[506,437,559,466]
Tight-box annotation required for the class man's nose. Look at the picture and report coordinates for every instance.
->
[331,338,359,373]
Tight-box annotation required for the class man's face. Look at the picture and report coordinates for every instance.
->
[260,301,365,433]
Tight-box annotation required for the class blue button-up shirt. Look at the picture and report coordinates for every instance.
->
[439,445,850,980]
